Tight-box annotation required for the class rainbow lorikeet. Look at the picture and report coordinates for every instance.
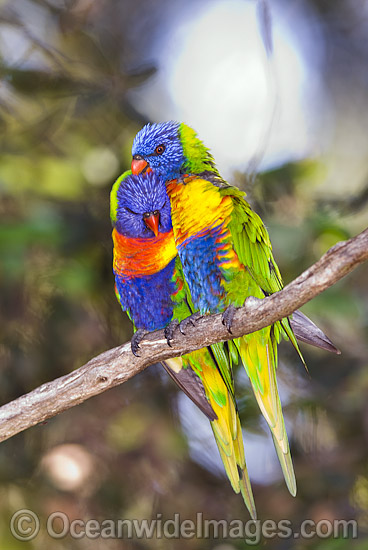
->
[130,121,339,499]
[111,170,257,518]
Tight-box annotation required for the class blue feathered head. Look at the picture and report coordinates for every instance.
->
[132,121,184,180]
[131,121,218,180]
[113,171,172,238]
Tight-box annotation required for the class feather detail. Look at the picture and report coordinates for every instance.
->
[234,331,296,496]
[289,310,340,355]
[186,349,256,519]
[161,359,217,421]
[113,228,177,278]
[166,176,234,248]
[164,357,183,374]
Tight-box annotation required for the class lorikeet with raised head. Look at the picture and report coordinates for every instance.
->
[111,170,257,518]
[130,121,339,498]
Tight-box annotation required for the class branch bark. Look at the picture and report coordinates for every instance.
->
[0,228,367,443]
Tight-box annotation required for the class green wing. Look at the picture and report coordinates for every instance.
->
[222,187,303,496]
[227,188,304,361]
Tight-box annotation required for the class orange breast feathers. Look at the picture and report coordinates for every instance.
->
[112,228,177,278]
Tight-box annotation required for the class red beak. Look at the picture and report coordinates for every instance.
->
[144,212,160,237]
[131,158,151,175]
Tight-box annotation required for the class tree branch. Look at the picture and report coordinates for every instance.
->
[0,228,367,443]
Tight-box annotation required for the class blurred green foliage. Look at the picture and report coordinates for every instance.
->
[0,1,367,549]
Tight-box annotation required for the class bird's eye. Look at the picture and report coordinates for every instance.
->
[155,144,165,155]
[125,207,136,214]
[142,212,150,219]
[153,210,159,216]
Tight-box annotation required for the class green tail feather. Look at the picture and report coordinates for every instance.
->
[213,423,257,520]
[234,332,297,496]
[271,433,297,497]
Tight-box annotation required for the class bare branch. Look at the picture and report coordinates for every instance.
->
[0,228,367,443]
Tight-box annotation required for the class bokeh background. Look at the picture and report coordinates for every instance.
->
[0,0,367,548]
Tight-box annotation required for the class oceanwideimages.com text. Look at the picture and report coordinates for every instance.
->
[10,509,358,544]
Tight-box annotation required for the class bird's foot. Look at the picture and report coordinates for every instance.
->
[131,328,147,357]
[179,312,203,335]
[164,319,180,347]
[222,304,237,334]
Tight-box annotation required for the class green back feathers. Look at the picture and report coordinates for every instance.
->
[110,170,131,224]
[179,123,220,176]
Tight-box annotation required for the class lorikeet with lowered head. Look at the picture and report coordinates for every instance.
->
[130,121,339,499]
[111,170,257,518]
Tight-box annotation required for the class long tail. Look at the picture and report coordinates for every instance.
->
[186,349,257,519]
[234,327,297,497]
[289,310,340,354]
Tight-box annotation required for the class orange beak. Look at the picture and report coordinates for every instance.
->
[131,157,151,175]
[144,212,160,237]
